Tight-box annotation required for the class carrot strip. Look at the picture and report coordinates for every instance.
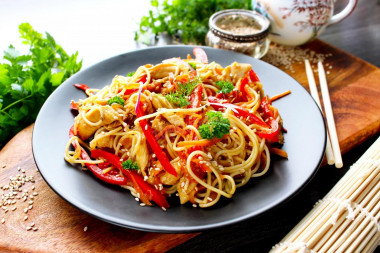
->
[177,138,220,148]
[269,147,288,159]
[270,90,291,102]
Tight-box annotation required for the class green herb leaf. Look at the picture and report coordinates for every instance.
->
[0,23,82,148]
[122,159,139,171]
[189,62,197,70]
[107,96,125,106]
[135,0,252,45]
[127,71,135,77]
[216,80,234,94]
[165,78,200,107]
[199,111,230,139]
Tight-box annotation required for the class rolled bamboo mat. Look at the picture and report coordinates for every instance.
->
[270,137,380,253]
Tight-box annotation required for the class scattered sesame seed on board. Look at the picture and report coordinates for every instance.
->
[262,43,332,73]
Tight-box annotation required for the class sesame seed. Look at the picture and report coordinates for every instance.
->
[23,216,28,221]
[152,154,156,158]
[28,205,33,210]
[24,208,28,213]
[192,204,197,208]
[33,192,38,196]
[140,203,146,207]
[26,226,32,231]
[83,226,88,232]
[1,218,4,224]
[135,197,139,202]
[28,201,34,205]
[33,227,38,231]
[30,222,35,227]
[2,165,5,168]
[207,197,212,201]
[11,207,16,211]
[161,207,167,211]
[17,167,21,171]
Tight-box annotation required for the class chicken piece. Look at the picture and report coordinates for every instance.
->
[90,135,114,149]
[159,163,182,186]
[75,105,120,140]
[230,62,252,84]
[151,116,168,133]
[134,136,149,170]
[149,63,188,79]
[151,93,186,127]
[177,178,197,204]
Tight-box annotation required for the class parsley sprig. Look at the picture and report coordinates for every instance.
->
[165,78,199,107]
[0,23,82,147]
[199,111,230,139]
[122,159,139,171]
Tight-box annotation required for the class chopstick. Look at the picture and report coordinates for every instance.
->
[304,60,339,167]
[317,61,343,168]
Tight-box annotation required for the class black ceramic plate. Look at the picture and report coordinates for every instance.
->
[32,46,326,233]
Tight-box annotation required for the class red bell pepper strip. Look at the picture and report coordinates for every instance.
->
[208,97,280,142]
[70,101,79,111]
[185,83,203,126]
[136,104,178,177]
[124,88,139,95]
[137,75,147,84]
[208,97,267,128]
[193,47,208,64]
[259,96,274,119]
[69,126,127,185]
[240,77,249,101]
[73,83,90,92]
[248,69,260,82]
[91,149,169,208]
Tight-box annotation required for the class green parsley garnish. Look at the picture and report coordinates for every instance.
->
[199,111,230,139]
[0,23,82,148]
[121,159,139,171]
[165,78,200,107]
[189,62,197,70]
[216,81,234,94]
[127,71,135,77]
[107,96,125,106]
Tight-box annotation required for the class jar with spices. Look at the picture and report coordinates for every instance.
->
[206,9,270,59]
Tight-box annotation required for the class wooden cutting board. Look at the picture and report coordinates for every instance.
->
[1,39,380,252]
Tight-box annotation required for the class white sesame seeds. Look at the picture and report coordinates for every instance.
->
[32,192,38,196]
[207,197,213,201]
[24,208,28,213]
[161,207,167,211]
[1,218,5,224]
[135,197,139,202]
[84,226,88,232]
[144,176,148,181]
[26,226,32,231]
[145,125,148,131]
[32,227,38,231]
[152,154,156,158]
[192,204,197,208]
[23,215,28,221]
[140,203,146,207]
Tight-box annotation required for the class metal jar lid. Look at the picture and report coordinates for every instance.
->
[209,9,270,43]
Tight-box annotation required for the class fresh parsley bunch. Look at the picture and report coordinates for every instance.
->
[135,0,252,45]
[0,23,82,148]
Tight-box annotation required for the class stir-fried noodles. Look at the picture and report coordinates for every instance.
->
[64,48,288,209]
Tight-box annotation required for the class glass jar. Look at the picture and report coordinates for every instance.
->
[206,9,270,59]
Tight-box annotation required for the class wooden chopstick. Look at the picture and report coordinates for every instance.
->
[304,60,335,165]
[318,61,343,168]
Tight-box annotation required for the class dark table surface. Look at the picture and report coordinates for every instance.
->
[169,1,380,252]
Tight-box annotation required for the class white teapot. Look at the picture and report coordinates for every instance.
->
[253,0,357,46]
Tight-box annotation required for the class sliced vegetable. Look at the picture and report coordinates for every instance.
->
[69,126,127,185]
[135,89,178,177]
[248,69,260,82]
[193,47,208,64]
[91,149,169,208]
[73,83,90,92]
[124,88,139,95]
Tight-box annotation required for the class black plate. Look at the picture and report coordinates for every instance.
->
[32,46,326,233]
